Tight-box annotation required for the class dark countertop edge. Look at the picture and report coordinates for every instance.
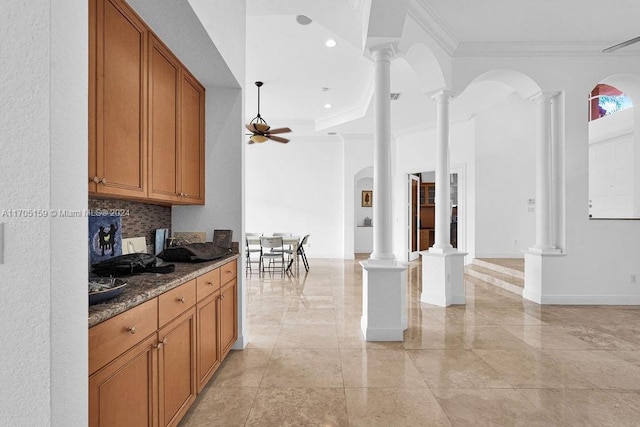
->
[88,253,240,328]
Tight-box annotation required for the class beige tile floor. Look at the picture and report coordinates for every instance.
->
[179,259,640,426]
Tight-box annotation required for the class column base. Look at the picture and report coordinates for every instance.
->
[523,250,566,304]
[528,245,562,255]
[420,250,467,307]
[360,260,407,341]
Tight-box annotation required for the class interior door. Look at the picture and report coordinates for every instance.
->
[408,174,420,261]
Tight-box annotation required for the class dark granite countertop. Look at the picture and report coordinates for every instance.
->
[88,253,239,328]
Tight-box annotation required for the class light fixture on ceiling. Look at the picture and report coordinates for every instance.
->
[296,15,312,25]
[328,132,337,135]
[321,87,332,109]
[246,81,292,144]
[325,39,337,48]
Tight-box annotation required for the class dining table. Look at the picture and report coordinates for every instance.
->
[246,235,301,275]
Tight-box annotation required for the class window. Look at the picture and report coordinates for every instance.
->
[588,84,633,121]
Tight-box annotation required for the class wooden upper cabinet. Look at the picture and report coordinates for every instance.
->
[148,34,180,203]
[179,69,205,204]
[90,0,147,199]
[89,0,205,205]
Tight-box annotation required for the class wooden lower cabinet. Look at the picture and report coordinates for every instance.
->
[89,259,238,426]
[89,334,158,427]
[196,291,221,392]
[158,307,197,427]
[220,279,238,359]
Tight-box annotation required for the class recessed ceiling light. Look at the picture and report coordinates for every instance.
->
[296,15,312,25]
[328,132,337,135]
[324,103,332,109]
[325,39,337,48]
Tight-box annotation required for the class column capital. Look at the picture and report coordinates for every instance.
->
[369,43,396,61]
[429,88,456,101]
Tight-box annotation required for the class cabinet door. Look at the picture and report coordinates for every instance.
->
[148,34,180,203]
[158,307,197,427]
[92,0,148,198]
[89,334,158,427]
[196,291,221,392]
[179,69,205,204]
[220,279,237,359]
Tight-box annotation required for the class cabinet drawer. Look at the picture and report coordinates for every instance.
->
[220,260,237,285]
[89,298,158,375]
[159,279,196,327]
[196,268,220,301]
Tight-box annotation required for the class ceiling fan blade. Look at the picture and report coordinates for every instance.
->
[602,36,640,53]
[268,135,289,143]
[266,127,292,135]
[247,139,255,144]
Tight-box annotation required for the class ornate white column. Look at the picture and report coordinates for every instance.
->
[524,91,563,305]
[531,92,560,253]
[420,89,467,307]
[431,90,454,253]
[360,44,406,341]
[369,45,395,262]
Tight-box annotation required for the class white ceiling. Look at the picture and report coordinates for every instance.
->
[239,0,640,139]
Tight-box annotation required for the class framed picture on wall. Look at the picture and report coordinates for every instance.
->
[361,190,372,207]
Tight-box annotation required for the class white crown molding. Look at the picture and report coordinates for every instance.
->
[407,0,458,56]
[453,41,640,58]
[315,74,374,131]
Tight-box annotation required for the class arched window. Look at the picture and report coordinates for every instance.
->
[588,84,633,121]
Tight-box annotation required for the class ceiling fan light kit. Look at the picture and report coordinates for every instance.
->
[246,81,292,144]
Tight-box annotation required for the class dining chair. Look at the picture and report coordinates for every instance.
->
[259,236,285,277]
[272,232,293,263]
[287,234,310,273]
[245,233,262,276]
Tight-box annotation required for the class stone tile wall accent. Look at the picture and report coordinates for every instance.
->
[88,198,171,252]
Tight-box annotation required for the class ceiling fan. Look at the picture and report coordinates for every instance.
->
[602,35,640,53]
[246,81,291,144]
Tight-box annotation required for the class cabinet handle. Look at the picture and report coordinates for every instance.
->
[225,270,232,274]
[176,297,185,303]
[154,338,168,349]
[127,326,137,334]
[92,176,100,184]
[101,177,108,185]
[207,281,214,286]
[220,295,225,300]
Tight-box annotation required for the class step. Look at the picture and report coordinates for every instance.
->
[464,264,524,296]
[473,258,524,280]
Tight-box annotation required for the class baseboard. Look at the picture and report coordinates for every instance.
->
[538,295,640,305]
[474,252,524,259]
[231,334,247,350]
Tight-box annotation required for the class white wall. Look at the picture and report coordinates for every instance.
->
[245,137,345,258]
[394,120,476,261]
[344,136,375,258]
[474,92,536,257]
[1,1,88,425]
[354,176,373,253]
[588,107,635,218]
[188,0,246,86]
[453,54,640,303]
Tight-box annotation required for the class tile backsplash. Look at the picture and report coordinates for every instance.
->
[88,198,171,253]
